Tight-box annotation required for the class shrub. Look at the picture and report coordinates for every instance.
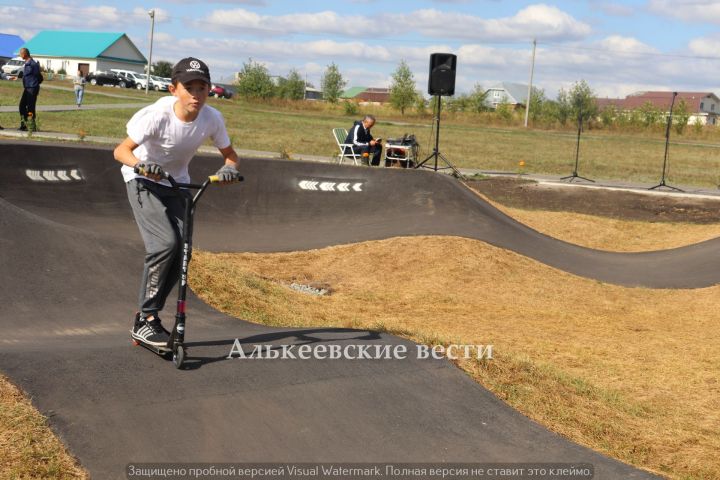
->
[343,101,359,116]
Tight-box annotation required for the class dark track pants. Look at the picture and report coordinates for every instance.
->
[19,87,39,127]
[126,179,192,317]
[354,145,383,166]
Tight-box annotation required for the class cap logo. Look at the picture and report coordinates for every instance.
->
[190,60,201,69]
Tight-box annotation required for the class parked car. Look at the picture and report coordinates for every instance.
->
[1,57,24,77]
[210,84,233,99]
[86,70,136,88]
[110,69,151,90]
[150,75,170,91]
[128,72,150,90]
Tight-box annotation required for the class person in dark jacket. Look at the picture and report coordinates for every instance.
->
[344,115,382,166]
[18,48,41,132]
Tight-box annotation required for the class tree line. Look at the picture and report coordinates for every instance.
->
[231,59,699,134]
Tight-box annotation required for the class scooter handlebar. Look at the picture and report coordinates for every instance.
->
[134,165,242,186]
[208,174,244,184]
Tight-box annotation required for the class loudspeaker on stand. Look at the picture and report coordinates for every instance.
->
[428,53,457,96]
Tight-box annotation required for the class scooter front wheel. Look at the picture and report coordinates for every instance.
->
[173,345,185,369]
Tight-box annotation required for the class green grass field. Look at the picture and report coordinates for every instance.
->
[3,78,720,187]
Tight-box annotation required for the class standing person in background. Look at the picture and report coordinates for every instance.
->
[73,69,86,108]
[0,71,5,129]
[18,48,41,131]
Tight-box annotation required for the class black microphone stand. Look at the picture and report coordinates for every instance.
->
[650,92,683,192]
[561,107,594,183]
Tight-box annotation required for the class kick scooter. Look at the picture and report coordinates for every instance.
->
[130,167,243,368]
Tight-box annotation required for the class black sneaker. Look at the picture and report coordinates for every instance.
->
[131,314,170,347]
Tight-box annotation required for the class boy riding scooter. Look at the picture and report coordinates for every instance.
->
[113,57,241,355]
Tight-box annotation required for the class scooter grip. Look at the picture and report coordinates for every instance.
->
[209,175,244,183]
[134,165,169,179]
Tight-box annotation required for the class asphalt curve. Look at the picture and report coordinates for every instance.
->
[0,141,673,479]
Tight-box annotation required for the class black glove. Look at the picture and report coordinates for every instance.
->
[135,162,165,179]
[215,165,241,183]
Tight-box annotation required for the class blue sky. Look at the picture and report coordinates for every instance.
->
[3,0,720,98]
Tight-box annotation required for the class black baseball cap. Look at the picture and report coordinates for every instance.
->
[172,57,211,85]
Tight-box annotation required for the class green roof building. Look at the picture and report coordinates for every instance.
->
[21,30,146,76]
[341,86,368,99]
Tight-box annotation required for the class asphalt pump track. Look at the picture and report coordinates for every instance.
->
[1,140,701,478]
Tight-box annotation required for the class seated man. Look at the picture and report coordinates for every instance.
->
[345,115,382,166]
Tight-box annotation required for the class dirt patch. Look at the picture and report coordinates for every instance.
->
[466,176,720,224]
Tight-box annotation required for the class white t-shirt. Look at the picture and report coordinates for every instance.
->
[121,96,231,185]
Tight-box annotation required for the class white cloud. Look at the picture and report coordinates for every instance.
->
[0,3,167,38]
[151,32,175,45]
[457,45,518,67]
[170,37,397,65]
[344,67,389,88]
[688,36,720,56]
[595,35,658,54]
[590,1,635,17]
[648,0,720,23]
[197,9,376,36]
[27,2,125,29]
[412,4,594,42]
[196,4,591,41]
[593,83,665,98]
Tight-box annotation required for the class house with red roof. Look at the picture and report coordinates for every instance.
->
[597,91,720,125]
[342,87,390,104]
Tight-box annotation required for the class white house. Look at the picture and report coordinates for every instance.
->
[485,82,530,109]
[21,30,146,77]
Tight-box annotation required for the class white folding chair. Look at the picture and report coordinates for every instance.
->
[333,128,362,165]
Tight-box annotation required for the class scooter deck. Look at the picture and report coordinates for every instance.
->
[130,331,172,356]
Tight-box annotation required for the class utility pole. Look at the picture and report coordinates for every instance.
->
[145,9,155,95]
[524,38,537,128]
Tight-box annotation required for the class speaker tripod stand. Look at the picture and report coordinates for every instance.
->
[415,95,466,179]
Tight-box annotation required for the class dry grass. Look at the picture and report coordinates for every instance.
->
[492,204,720,252]
[190,237,720,480]
[0,374,87,479]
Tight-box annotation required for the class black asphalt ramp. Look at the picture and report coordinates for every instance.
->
[0,141,674,479]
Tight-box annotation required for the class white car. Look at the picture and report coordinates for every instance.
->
[111,69,150,89]
[150,75,170,91]
[1,57,24,77]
